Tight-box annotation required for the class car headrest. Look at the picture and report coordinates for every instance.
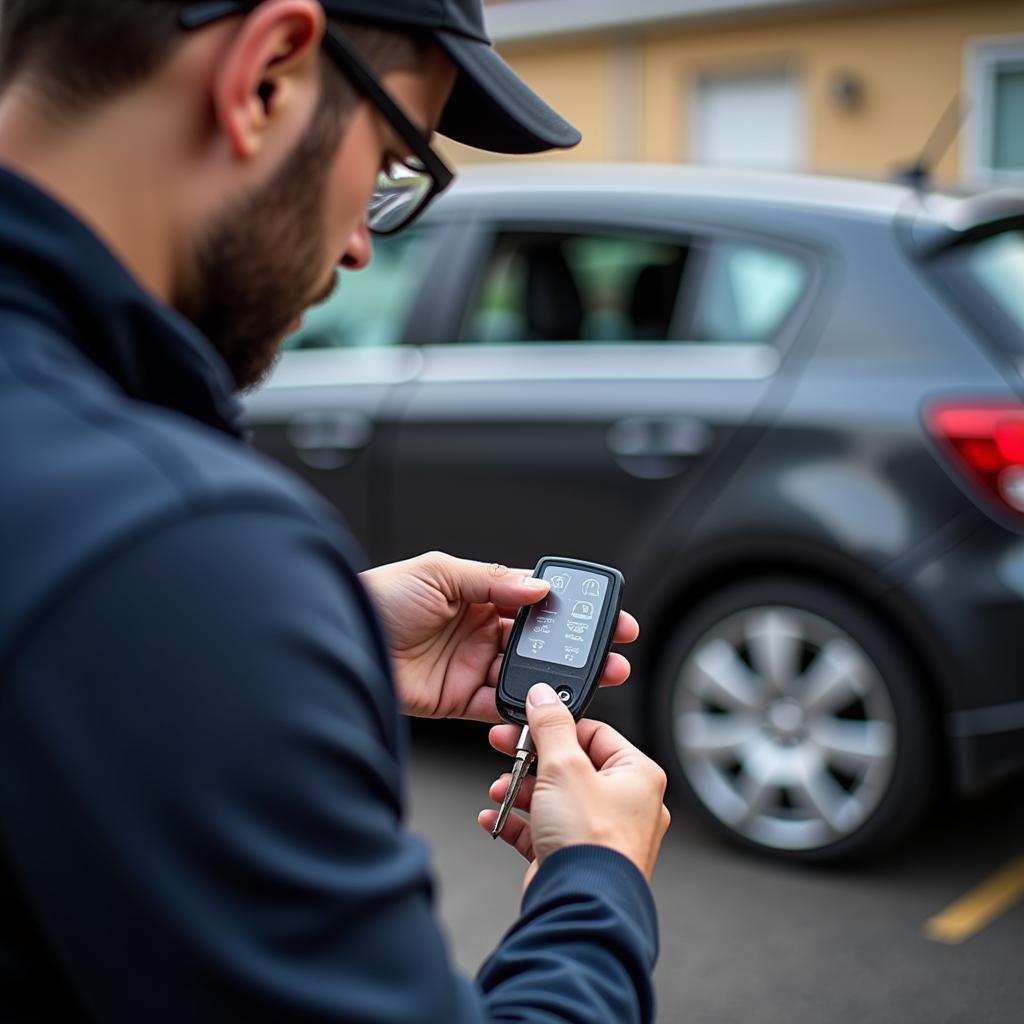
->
[525,241,583,341]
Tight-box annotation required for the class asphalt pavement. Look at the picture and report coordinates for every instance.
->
[406,719,1024,1024]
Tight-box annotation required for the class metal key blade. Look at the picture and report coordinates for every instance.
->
[491,726,536,838]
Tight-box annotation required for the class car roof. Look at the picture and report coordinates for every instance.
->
[436,163,1023,248]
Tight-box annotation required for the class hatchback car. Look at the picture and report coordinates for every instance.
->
[246,164,1024,863]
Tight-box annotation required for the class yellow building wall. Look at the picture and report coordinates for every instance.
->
[451,0,1024,186]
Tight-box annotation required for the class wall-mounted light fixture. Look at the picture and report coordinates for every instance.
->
[829,69,865,111]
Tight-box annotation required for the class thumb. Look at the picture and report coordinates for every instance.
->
[432,555,550,608]
[526,684,581,762]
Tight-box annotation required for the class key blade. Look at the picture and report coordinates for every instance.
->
[491,748,534,839]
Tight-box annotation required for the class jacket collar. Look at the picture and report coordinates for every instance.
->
[0,165,245,439]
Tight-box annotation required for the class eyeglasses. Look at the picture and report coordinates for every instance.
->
[179,2,455,235]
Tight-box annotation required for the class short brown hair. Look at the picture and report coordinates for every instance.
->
[0,1,430,121]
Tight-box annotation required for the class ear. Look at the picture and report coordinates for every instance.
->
[211,0,326,161]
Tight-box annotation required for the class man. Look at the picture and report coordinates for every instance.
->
[0,1,670,1021]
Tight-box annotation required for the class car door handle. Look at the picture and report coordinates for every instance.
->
[607,417,713,479]
[287,411,373,470]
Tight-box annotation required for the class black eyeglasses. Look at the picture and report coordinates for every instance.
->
[180,2,455,235]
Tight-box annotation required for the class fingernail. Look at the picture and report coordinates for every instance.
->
[528,682,559,706]
[521,576,549,588]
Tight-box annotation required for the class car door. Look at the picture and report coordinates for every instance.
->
[381,216,810,577]
[244,226,441,558]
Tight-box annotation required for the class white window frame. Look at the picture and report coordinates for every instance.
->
[687,63,806,171]
[963,34,1024,186]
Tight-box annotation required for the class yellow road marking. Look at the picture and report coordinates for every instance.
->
[924,856,1024,945]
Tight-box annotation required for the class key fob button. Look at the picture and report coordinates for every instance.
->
[557,688,573,704]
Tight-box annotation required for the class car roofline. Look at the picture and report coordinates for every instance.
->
[432,163,1024,250]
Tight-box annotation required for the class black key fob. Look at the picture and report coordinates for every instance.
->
[497,556,625,727]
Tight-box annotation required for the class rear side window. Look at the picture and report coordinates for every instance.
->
[967,230,1024,351]
[283,229,430,350]
[690,242,807,343]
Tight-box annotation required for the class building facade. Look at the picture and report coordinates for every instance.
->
[450,0,1024,187]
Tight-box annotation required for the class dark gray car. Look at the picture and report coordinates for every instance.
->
[245,165,1024,863]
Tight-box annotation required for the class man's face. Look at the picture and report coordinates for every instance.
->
[179,44,456,392]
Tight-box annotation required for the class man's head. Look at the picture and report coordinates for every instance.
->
[0,1,577,390]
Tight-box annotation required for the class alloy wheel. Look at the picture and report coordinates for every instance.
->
[673,605,898,852]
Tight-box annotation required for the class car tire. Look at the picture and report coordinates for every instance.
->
[650,577,935,864]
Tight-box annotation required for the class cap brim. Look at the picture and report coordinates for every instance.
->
[434,32,581,155]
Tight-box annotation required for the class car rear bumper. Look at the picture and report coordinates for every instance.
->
[897,516,1024,794]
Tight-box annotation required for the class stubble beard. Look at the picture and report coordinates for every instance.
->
[178,103,344,393]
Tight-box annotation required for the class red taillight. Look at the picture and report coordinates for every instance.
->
[927,402,1024,516]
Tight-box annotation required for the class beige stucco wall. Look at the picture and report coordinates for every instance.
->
[448,0,1024,186]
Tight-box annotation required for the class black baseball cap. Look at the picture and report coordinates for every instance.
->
[318,0,581,154]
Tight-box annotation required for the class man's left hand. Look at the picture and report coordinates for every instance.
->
[360,552,639,722]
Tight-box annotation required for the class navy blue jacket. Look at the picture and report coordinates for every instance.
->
[0,166,658,1022]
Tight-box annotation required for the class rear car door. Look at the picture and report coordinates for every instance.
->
[381,215,811,575]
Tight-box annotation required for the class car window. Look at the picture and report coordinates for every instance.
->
[967,229,1024,352]
[283,229,429,350]
[462,232,690,343]
[690,242,807,343]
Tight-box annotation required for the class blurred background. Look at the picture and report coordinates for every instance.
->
[247,0,1024,1018]
[447,0,1022,186]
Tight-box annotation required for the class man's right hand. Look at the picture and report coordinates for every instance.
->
[478,683,671,889]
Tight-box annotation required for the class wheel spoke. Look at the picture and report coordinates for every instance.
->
[737,765,774,827]
[800,639,867,716]
[745,610,803,694]
[676,711,759,758]
[809,718,894,774]
[688,639,762,711]
[792,753,849,832]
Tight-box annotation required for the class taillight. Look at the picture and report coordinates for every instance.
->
[927,402,1024,516]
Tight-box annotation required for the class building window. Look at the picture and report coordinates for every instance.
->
[965,37,1024,185]
[691,67,804,170]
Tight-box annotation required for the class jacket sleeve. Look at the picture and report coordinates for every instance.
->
[0,504,658,1023]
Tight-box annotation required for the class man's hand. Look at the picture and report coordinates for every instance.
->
[480,683,671,889]
[360,552,639,723]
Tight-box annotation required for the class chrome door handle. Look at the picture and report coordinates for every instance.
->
[287,411,373,470]
[607,417,712,479]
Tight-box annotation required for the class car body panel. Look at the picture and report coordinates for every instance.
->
[246,165,1024,798]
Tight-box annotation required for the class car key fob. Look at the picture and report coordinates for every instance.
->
[497,556,625,726]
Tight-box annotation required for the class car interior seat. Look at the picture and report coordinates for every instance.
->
[524,240,584,341]
[629,252,688,340]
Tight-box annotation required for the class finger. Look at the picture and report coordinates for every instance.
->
[493,602,529,619]
[492,717,644,773]
[497,618,515,652]
[489,771,537,813]
[486,653,503,689]
[478,810,535,862]
[614,611,640,645]
[598,652,631,688]
[525,683,586,766]
[440,557,550,609]
[489,722,524,756]
[574,717,649,771]
[459,688,502,724]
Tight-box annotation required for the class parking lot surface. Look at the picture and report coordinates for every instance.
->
[407,721,1024,1024]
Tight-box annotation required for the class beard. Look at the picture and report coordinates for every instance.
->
[177,102,344,393]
